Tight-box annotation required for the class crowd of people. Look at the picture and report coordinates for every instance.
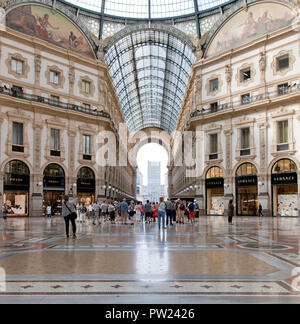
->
[59,196,201,238]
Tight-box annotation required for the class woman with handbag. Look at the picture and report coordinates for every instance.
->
[62,195,77,238]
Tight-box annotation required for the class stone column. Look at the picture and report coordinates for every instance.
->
[257,119,270,216]
[224,128,234,216]
[68,129,76,197]
[31,120,43,217]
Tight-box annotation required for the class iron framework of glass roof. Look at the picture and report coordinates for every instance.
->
[105,29,195,135]
[66,0,234,19]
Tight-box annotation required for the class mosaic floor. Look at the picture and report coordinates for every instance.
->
[1,216,300,304]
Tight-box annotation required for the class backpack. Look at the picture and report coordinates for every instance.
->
[180,203,185,211]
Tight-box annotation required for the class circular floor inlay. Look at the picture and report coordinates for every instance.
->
[238,243,292,250]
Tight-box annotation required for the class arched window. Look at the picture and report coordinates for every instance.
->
[272,159,297,174]
[77,167,95,179]
[206,166,224,179]
[236,163,257,177]
[44,164,65,177]
[5,160,29,175]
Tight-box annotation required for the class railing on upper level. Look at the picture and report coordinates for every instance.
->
[0,86,111,119]
[190,83,300,119]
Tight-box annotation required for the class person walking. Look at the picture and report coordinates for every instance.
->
[79,203,87,223]
[158,197,167,230]
[2,203,8,220]
[258,203,263,217]
[46,204,52,218]
[101,201,108,222]
[128,201,135,225]
[145,200,152,223]
[165,198,173,226]
[62,195,77,238]
[228,199,234,225]
[141,202,145,223]
[135,202,142,223]
[188,201,196,224]
[178,200,186,224]
[120,198,128,225]
[108,202,116,224]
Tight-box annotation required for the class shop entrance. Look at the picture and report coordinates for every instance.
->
[235,163,258,216]
[43,164,65,216]
[205,167,224,215]
[272,159,298,217]
[3,160,30,216]
[77,167,96,207]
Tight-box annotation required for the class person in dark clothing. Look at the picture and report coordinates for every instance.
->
[62,195,77,238]
[258,203,263,217]
[228,199,234,225]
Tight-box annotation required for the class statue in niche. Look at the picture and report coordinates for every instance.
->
[259,52,266,72]
[35,55,41,74]
[225,64,232,83]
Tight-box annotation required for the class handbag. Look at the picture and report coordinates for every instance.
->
[64,201,77,220]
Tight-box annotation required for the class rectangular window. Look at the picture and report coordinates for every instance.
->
[210,102,218,113]
[11,59,24,75]
[12,122,23,146]
[241,93,250,105]
[210,133,218,154]
[50,128,60,152]
[83,134,91,155]
[50,71,60,85]
[241,127,250,149]
[278,83,289,96]
[83,80,91,94]
[241,68,251,82]
[209,79,219,92]
[277,55,289,71]
[278,120,288,144]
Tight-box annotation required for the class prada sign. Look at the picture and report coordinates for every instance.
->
[77,179,95,192]
[205,178,224,189]
[236,175,258,187]
[4,174,29,190]
[43,176,65,188]
[272,172,298,185]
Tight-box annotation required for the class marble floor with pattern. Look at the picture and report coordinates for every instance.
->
[1,216,300,304]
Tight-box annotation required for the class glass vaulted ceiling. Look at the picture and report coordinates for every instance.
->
[105,30,195,135]
[67,0,233,19]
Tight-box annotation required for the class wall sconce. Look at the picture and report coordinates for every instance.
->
[224,184,230,189]
[258,182,264,187]
[37,182,43,187]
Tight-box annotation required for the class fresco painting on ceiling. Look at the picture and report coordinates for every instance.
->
[206,3,294,57]
[6,5,94,59]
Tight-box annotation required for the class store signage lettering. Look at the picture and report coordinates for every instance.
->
[272,173,297,185]
[236,176,257,187]
[205,178,224,188]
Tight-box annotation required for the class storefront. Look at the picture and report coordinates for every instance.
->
[77,167,95,206]
[205,167,224,215]
[43,164,65,216]
[272,159,298,217]
[3,160,30,217]
[235,163,258,216]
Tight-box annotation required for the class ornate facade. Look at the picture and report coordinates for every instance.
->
[170,0,300,217]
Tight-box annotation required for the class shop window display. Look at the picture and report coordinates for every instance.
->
[272,159,298,217]
[206,167,224,215]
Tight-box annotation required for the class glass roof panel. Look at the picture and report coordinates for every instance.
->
[105,28,195,135]
[67,0,233,18]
